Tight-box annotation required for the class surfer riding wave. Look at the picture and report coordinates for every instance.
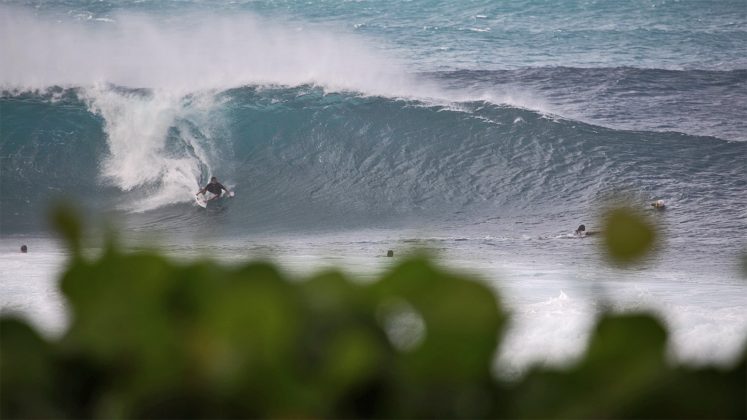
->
[197,177,233,202]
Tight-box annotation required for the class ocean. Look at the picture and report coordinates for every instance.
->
[1,0,746,376]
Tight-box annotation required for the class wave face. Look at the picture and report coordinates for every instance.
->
[2,85,746,238]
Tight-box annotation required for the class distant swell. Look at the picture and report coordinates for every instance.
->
[433,67,747,142]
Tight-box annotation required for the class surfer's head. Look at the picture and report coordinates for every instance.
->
[577,224,586,232]
[651,199,665,208]
[211,176,217,182]
[20,245,27,253]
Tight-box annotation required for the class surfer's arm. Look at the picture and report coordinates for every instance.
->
[196,186,206,195]
[219,183,231,194]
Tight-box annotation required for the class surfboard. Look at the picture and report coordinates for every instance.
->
[195,191,234,208]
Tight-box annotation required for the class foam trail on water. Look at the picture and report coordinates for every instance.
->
[497,291,594,378]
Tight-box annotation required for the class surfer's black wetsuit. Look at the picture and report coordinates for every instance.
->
[205,182,226,195]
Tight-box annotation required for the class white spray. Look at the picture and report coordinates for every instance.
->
[82,86,220,212]
[0,5,551,106]
[0,6,419,96]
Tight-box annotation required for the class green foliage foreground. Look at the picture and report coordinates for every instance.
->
[1,210,745,418]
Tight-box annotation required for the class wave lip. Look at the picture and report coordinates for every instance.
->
[0,5,565,117]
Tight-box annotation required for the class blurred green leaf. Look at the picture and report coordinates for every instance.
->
[602,208,656,264]
[1,208,744,419]
[372,259,506,418]
[0,318,60,418]
[512,314,668,418]
[49,202,83,255]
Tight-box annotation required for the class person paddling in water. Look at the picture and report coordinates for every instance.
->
[197,177,232,202]
[575,224,599,237]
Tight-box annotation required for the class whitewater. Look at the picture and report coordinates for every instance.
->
[1,0,746,376]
